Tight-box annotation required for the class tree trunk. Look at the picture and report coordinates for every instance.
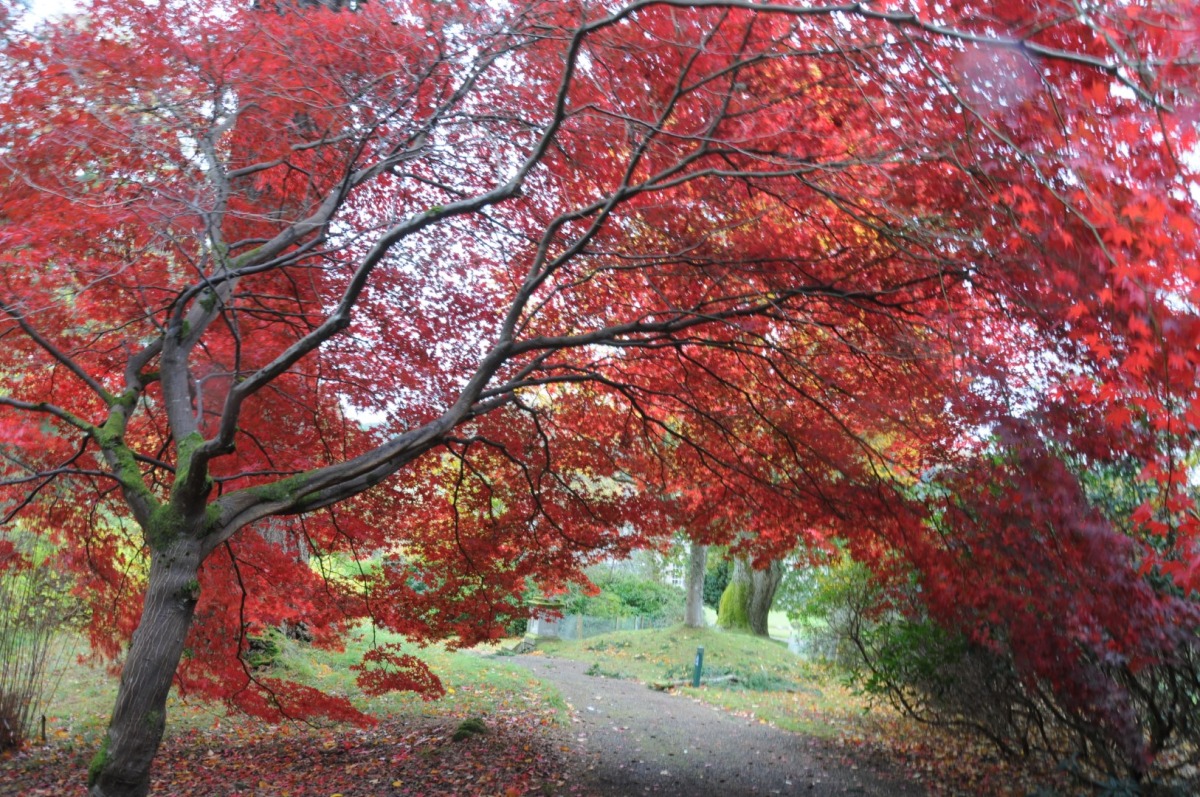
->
[257,518,309,564]
[745,558,784,637]
[683,541,707,628]
[716,555,784,637]
[716,557,752,632]
[89,536,204,797]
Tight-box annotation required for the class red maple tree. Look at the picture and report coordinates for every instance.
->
[0,0,1196,794]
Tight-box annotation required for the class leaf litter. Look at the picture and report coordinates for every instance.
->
[1,705,587,797]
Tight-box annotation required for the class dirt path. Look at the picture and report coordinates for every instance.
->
[514,655,924,797]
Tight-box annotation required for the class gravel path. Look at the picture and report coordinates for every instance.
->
[514,655,925,797]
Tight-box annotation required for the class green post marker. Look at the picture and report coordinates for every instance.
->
[692,645,704,687]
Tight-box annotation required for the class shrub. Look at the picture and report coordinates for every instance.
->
[0,530,79,750]
[702,558,730,609]
[801,551,1200,793]
[563,570,684,622]
[602,572,684,620]
[786,555,877,665]
[243,628,283,670]
[452,717,488,741]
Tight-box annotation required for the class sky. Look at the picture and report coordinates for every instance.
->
[21,0,78,28]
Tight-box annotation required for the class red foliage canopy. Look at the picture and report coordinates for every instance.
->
[0,0,1197,792]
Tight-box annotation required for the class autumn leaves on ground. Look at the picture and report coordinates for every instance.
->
[2,631,575,797]
[4,626,1073,797]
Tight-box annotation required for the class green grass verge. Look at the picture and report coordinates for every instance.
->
[701,607,794,639]
[34,627,565,753]
[279,627,567,721]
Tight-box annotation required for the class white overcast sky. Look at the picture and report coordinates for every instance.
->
[22,0,79,28]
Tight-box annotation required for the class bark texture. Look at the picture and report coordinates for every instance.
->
[716,556,784,637]
[89,535,204,797]
[684,542,708,628]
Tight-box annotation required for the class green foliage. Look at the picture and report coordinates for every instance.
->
[795,549,1200,792]
[785,554,980,706]
[772,561,820,619]
[605,572,684,619]
[702,558,730,609]
[563,586,624,619]
[854,618,970,703]
[451,717,488,741]
[563,570,684,622]
[311,549,384,585]
[786,555,878,664]
[1,528,79,751]
[789,556,875,626]
[243,629,283,670]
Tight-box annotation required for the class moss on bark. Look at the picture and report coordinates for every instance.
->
[146,505,185,551]
[87,735,110,787]
[716,579,751,631]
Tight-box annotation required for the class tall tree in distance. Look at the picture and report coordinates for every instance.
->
[0,1,1196,794]
[717,554,785,637]
[683,540,707,628]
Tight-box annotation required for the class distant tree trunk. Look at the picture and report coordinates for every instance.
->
[257,518,310,564]
[684,541,707,628]
[717,557,752,632]
[716,556,784,637]
[745,558,784,636]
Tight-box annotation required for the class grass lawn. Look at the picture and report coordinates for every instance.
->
[528,623,861,738]
[35,628,564,751]
[4,629,573,797]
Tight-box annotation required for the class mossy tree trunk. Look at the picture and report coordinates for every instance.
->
[716,556,784,637]
[684,541,708,628]
[89,533,204,797]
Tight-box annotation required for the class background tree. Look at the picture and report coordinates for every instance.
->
[716,554,785,637]
[0,1,1196,795]
[683,540,707,628]
[703,555,731,610]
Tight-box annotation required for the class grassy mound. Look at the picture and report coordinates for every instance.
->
[540,624,806,682]
[533,625,855,736]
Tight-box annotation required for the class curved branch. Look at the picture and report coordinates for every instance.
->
[0,300,114,404]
